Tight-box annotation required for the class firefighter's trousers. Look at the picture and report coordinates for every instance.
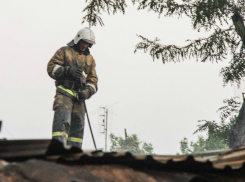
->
[52,92,85,149]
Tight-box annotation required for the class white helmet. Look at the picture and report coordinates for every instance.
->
[67,27,95,46]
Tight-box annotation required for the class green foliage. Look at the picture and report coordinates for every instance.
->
[134,0,245,85]
[180,97,241,154]
[82,0,245,29]
[135,0,234,31]
[134,27,238,63]
[180,137,192,154]
[109,133,154,155]
[220,45,245,85]
[82,0,245,85]
[82,0,127,26]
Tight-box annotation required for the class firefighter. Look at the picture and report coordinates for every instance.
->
[47,27,98,149]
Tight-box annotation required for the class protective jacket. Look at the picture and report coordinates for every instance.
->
[47,45,98,149]
[47,46,98,99]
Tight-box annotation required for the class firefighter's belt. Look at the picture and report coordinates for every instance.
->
[55,80,80,91]
[57,85,77,101]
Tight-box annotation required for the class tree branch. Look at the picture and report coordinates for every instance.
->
[82,0,127,26]
[134,27,233,63]
[220,46,245,85]
[134,0,233,30]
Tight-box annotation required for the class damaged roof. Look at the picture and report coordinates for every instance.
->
[1,139,245,182]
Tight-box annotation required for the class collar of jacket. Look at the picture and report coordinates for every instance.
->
[69,44,90,56]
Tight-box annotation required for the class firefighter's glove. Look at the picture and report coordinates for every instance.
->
[78,85,95,101]
[65,66,83,81]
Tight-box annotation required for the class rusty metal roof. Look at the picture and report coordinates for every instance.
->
[1,139,245,170]
[1,139,245,182]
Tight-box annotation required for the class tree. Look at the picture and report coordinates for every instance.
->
[110,133,154,155]
[81,0,245,148]
[229,98,245,147]
[82,0,245,85]
[180,97,241,154]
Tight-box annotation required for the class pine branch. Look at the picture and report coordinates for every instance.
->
[81,0,245,85]
[82,0,127,26]
[134,27,233,63]
[217,97,241,121]
[193,120,219,134]
[82,0,234,29]
[134,0,233,31]
[220,46,245,85]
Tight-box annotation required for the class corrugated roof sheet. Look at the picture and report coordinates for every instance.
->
[1,139,245,182]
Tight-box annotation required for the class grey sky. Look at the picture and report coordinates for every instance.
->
[0,0,234,154]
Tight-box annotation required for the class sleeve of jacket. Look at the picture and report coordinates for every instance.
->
[47,47,65,79]
[86,57,98,93]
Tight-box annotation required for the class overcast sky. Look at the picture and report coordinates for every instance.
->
[0,0,237,154]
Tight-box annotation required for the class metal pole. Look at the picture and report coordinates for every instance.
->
[105,108,108,152]
[125,128,128,151]
[124,128,127,140]
[84,101,97,150]
[75,59,97,150]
